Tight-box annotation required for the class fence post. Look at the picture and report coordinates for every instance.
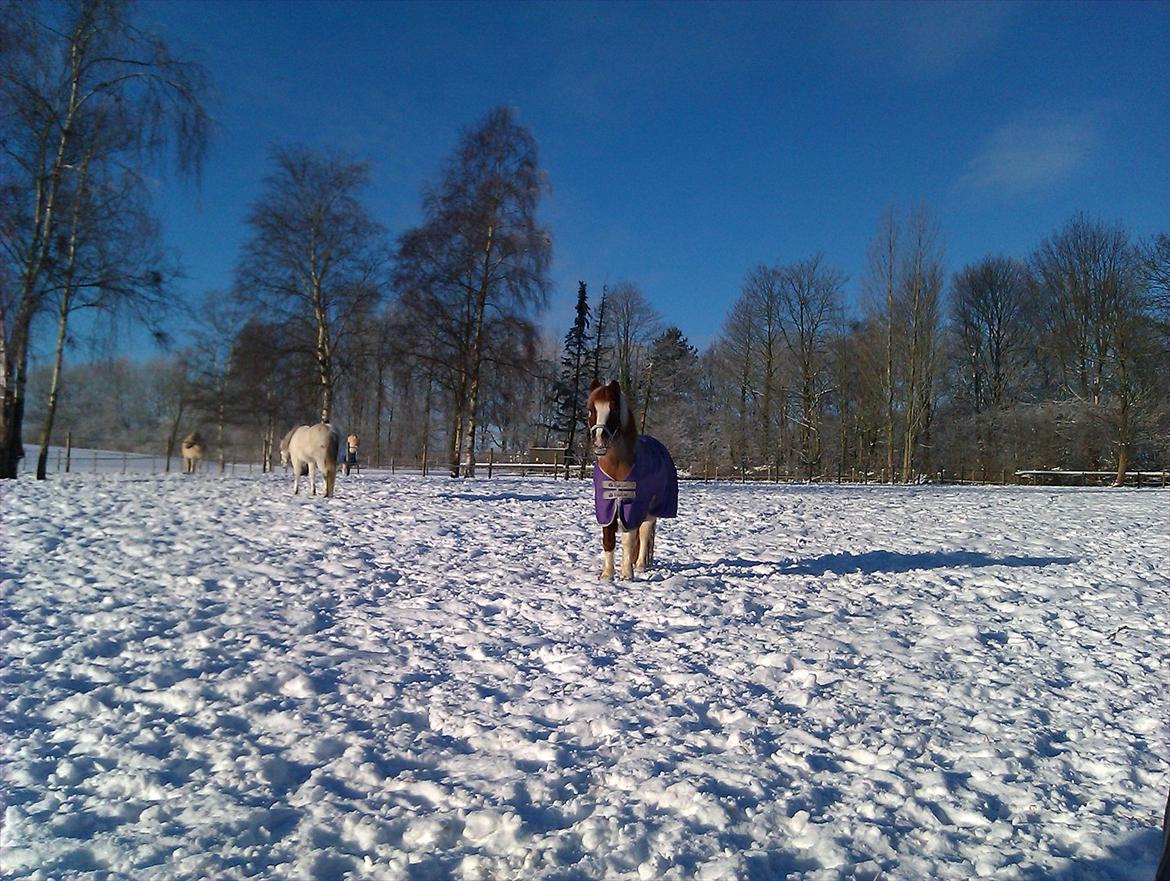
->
[65,432,72,473]
[488,449,494,480]
[122,452,127,474]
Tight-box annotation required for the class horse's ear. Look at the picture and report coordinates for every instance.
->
[589,379,601,391]
[608,380,622,394]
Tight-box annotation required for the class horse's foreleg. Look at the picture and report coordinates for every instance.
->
[620,526,640,580]
[636,516,657,572]
[601,523,616,579]
[325,465,336,498]
[292,464,300,495]
[309,462,318,495]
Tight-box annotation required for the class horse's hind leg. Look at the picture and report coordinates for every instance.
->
[636,516,657,572]
[600,523,616,580]
[308,462,318,495]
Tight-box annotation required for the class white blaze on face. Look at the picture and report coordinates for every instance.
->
[592,400,612,446]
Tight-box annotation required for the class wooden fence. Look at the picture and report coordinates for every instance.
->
[20,442,1169,488]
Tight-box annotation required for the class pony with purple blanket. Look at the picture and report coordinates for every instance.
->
[587,379,679,579]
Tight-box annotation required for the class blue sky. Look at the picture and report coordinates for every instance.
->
[140,0,1170,350]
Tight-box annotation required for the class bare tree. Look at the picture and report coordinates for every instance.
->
[862,206,900,481]
[0,0,210,478]
[392,107,550,476]
[1031,214,1136,405]
[1142,232,1170,341]
[33,158,172,478]
[604,280,661,426]
[740,264,785,469]
[898,206,944,482]
[235,146,389,425]
[948,255,1029,474]
[1030,214,1152,480]
[951,256,1029,411]
[778,255,844,479]
[711,297,757,472]
[149,351,192,473]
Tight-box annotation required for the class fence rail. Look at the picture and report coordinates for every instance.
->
[1014,470,1169,487]
[19,445,1169,488]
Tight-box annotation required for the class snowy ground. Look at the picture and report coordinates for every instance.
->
[2,472,1167,881]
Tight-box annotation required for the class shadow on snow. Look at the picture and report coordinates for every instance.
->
[670,550,1078,578]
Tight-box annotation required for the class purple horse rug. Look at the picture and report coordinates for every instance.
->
[594,435,679,529]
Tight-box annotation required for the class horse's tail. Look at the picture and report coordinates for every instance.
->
[326,427,341,466]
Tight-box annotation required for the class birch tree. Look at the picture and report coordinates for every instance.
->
[235,146,389,425]
[0,0,210,478]
[392,107,550,476]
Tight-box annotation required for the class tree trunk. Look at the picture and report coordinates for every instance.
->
[885,286,896,483]
[1114,367,1132,486]
[164,402,185,473]
[462,222,495,478]
[448,382,464,478]
[640,358,654,434]
[35,297,71,481]
[2,41,85,480]
[374,355,386,467]
[217,394,226,473]
[311,274,333,424]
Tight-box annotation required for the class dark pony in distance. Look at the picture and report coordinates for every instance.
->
[587,379,678,579]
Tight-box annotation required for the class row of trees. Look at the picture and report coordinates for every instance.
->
[28,207,1169,486]
[1,0,210,478]
[7,2,1167,484]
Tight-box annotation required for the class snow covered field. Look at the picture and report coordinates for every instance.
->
[2,473,1167,880]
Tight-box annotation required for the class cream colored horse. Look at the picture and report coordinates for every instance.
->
[280,423,341,497]
[180,431,205,474]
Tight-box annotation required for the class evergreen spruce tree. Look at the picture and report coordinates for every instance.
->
[553,281,592,466]
[589,285,612,385]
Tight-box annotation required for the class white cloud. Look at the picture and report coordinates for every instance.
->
[955,110,1098,198]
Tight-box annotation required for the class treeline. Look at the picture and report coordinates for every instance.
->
[6,2,1168,483]
[28,208,1170,484]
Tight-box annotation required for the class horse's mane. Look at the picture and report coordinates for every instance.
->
[280,426,300,453]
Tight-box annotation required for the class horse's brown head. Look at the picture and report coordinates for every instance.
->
[587,379,634,458]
